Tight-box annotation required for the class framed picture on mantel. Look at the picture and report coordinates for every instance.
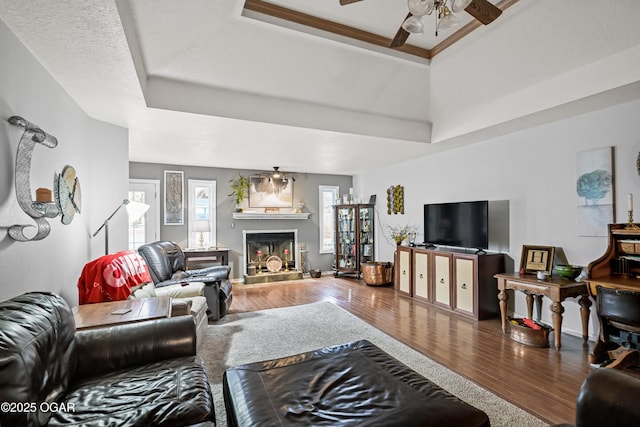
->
[249,176,293,208]
[520,245,555,274]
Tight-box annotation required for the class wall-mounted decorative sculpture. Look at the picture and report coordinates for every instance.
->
[7,116,81,241]
[386,185,404,215]
[56,164,81,225]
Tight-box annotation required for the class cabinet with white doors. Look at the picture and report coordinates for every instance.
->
[395,247,505,320]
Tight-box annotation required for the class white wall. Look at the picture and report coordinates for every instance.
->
[355,98,640,340]
[0,18,129,306]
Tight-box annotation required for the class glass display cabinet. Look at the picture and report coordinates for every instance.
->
[334,204,375,278]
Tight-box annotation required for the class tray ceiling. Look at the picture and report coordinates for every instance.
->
[0,0,639,175]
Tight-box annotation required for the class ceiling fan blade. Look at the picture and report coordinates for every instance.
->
[465,0,502,25]
[339,0,364,5]
[389,13,412,48]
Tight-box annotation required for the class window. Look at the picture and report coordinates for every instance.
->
[319,185,339,253]
[188,180,216,248]
[128,179,159,251]
[128,189,147,251]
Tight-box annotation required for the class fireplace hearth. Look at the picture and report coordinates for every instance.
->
[242,229,302,283]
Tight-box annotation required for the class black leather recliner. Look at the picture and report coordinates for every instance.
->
[138,240,232,320]
[0,291,215,426]
[553,367,640,427]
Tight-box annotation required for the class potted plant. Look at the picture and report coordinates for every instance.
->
[387,224,413,246]
[229,175,250,212]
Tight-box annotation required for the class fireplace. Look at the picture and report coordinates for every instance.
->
[243,229,299,275]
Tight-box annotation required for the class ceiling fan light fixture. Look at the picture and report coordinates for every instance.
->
[437,6,459,31]
[258,167,295,183]
[402,15,424,34]
[407,0,434,16]
[384,0,504,48]
[450,0,472,13]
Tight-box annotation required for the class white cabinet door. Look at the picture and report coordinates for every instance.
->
[413,251,429,300]
[433,253,451,307]
[455,257,475,314]
[397,249,412,296]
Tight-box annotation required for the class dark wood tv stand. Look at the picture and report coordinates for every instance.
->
[395,246,505,320]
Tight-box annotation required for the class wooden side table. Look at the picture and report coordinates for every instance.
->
[73,296,171,330]
[494,272,591,350]
[183,247,230,269]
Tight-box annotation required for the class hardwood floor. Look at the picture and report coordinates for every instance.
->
[229,275,594,425]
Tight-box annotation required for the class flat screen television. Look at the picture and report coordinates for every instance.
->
[424,201,489,250]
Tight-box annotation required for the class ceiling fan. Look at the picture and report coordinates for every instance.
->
[339,0,503,48]
[258,167,296,182]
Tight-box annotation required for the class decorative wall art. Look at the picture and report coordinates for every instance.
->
[55,165,81,225]
[164,170,184,225]
[7,116,81,242]
[576,147,614,236]
[249,176,293,208]
[387,185,404,214]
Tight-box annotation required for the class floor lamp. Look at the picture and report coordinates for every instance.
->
[92,199,150,255]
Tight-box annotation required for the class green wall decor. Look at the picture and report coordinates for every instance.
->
[387,185,404,215]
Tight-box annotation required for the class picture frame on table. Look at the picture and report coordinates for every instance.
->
[164,170,184,225]
[520,245,555,274]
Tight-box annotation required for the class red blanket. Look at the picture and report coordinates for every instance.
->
[78,251,152,304]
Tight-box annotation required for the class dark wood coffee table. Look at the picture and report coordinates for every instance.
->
[73,296,171,330]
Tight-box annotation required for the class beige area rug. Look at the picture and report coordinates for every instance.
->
[200,301,548,427]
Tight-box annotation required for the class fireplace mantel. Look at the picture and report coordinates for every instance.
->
[233,212,310,220]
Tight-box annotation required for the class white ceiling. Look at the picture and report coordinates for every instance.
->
[1,0,640,176]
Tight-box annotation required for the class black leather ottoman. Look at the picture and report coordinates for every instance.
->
[223,339,490,427]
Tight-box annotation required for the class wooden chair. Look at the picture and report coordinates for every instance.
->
[596,285,640,368]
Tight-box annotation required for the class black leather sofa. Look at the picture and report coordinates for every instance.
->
[554,367,640,427]
[138,240,233,320]
[0,292,215,426]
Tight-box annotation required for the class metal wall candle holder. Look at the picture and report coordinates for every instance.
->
[8,116,59,241]
[7,116,81,241]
